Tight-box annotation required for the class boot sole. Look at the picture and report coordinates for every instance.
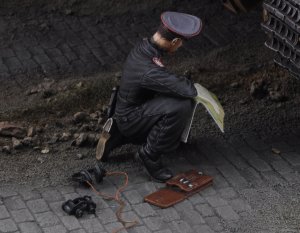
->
[96,131,110,160]
[96,118,113,161]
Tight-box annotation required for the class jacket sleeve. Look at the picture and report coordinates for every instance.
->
[141,67,197,98]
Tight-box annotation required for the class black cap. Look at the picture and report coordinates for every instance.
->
[160,11,202,39]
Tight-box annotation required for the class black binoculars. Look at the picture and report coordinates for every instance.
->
[62,196,96,218]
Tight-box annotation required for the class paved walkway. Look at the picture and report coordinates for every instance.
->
[0,1,263,80]
[1,131,300,233]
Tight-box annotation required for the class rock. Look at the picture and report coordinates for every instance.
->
[21,137,33,147]
[75,133,88,147]
[76,153,84,160]
[115,71,122,80]
[2,146,11,154]
[48,134,59,144]
[33,146,40,151]
[230,82,240,88]
[42,89,56,98]
[87,133,98,145]
[41,148,50,154]
[37,157,44,163]
[12,137,23,149]
[250,79,268,99]
[90,113,98,120]
[76,82,83,88]
[60,132,72,142]
[73,112,89,123]
[65,9,73,15]
[239,98,249,105]
[79,124,90,132]
[0,122,27,138]
[27,127,35,137]
[97,117,104,125]
[183,70,192,80]
[36,126,44,133]
[269,91,287,102]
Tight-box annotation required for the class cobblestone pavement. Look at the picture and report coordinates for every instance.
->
[0,0,265,82]
[1,130,300,233]
[1,1,299,233]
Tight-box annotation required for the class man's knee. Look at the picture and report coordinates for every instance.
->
[167,98,194,117]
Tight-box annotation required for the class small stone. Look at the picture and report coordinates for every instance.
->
[87,133,99,145]
[0,122,27,138]
[115,71,122,80]
[42,89,56,99]
[272,148,281,155]
[48,134,59,144]
[73,112,89,123]
[12,137,23,149]
[41,148,50,154]
[269,91,287,102]
[60,132,71,142]
[183,70,192,80]
[21,137,33,147]
[75,133,88,147]
[250,79,268,99]
[76,82,83,88]
[33,146,40,151]
[77,153,84,159]
[2,146,11,154]
[37,157,44,163]
[230,82,239,88]
[79,124,90,132]
[27,127,35,137]
[65,9,73,15]
[90,113,98,120]
[97,117,104,125]
[36,126,44,133]
[40,22,49,30]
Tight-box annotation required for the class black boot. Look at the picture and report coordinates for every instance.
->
[137,147,173,183]
[96,118,127,162]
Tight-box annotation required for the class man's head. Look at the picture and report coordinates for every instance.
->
[152,12,202,53]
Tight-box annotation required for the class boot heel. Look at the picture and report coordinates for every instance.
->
[96,118,113,161]
[96,131,110,160]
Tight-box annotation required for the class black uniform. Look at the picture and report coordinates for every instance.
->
[115,38,197,155]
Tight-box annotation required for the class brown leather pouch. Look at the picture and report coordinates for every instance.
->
[144,170,213,208]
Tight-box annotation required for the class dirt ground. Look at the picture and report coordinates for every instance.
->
[0,3,300,188]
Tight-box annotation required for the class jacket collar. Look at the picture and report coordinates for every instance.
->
[141,38,166,58]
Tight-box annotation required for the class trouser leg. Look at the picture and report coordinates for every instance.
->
[116,96,194,155]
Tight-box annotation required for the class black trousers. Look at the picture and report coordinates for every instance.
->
[116,96,194,155]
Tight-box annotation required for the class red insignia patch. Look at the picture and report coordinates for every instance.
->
[152,57,165,67]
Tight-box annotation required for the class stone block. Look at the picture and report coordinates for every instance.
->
[80,218,104,233]
[196,203,215,217]
[97,208,117,224]
[43,225,67,233]
[215,205,239,221]
[19,222,42,233]
[0,219,18,232]
[26,198,49,213]
[0,206,10,220]
[61,216,81,231]
[35,211,60,227]
[11,209,34,223]
[4,196,26,210]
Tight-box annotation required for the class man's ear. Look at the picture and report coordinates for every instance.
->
[171,38,181,45]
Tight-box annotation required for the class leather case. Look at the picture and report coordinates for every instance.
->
[144,170,213,208]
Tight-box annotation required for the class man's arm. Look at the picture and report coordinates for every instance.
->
[141,67,197,98]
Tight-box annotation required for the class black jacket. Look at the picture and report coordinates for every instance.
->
[115,38,197,116]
